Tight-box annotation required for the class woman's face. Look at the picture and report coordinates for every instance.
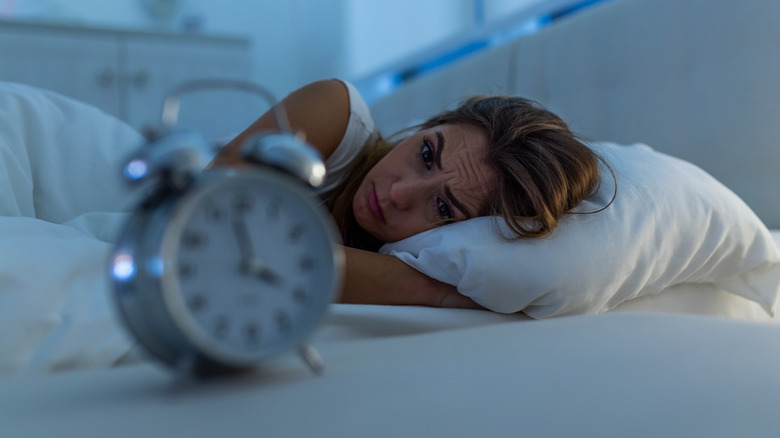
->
[352,123,496,243]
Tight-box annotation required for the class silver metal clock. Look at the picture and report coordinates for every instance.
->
[110,80,343,376]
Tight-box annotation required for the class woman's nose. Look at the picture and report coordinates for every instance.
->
[388,178,422,210]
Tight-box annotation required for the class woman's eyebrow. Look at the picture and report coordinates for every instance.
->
[434,131,444,170]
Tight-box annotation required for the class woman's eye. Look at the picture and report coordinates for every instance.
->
[437,198,453,220]
[421,138,434,170]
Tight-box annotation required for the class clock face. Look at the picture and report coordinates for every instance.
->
[159,171,341,365]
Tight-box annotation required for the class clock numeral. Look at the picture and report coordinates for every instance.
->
[205,203,224,223]
[214,316,230,340]
[299,255,315,272]
[293,287,309,304]
[288,224,306,243]
[179,261,197,278]
[188,293,208,312]
[234,193,253,215]
[182,229,206,250]
[275,310,291,332]
[244,322,261,345]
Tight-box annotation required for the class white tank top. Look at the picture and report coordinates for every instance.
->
[317,79,379,195]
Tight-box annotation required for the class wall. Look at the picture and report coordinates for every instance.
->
[343,0,474,79]
[2,0,482,99]
[1,0,583,100]
[1,0,348,98]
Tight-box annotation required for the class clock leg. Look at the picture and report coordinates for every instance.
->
[298,343,325,375]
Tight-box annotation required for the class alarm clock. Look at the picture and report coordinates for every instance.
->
[110,80,344,376]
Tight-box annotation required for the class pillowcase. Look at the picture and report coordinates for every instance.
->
[380,142,780,318]
[0,81,144,224]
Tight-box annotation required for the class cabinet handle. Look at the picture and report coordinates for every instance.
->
[97,68,116,88]
[132,70,150,89]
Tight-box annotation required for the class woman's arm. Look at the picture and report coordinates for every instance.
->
[210,78,351,166]
[210,79,481,310]
[340,247,483,309]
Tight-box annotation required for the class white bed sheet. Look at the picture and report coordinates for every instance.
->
[2,310,780,438]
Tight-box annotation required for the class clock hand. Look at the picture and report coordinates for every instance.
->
[244,259,283,286]
[232,209,284,286]
[232,215,255,262]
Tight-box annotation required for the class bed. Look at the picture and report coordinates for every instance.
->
[2,0,780,436]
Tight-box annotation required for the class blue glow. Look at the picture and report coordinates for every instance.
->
[124,159,149,180]
[112,253,136,281]
[146,257,165,278]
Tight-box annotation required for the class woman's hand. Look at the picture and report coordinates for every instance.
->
[210,79,351,168]
[339,246,483,310]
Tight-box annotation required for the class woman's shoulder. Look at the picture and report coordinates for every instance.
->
[334,79,375,133]
[319,79,379,193]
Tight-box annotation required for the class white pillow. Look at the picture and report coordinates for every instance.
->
[380,142,780,318]
[0,82,141,374]
[0,81,143,224]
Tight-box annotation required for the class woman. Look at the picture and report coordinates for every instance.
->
[212,79,604,309]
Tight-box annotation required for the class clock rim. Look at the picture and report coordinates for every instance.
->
[158,169,344,367]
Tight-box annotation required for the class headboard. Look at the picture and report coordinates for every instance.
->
[369,0,780,228]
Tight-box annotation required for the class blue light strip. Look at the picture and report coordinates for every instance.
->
[356,0,609,104]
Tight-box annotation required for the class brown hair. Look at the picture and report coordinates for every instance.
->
[322,138,394,252]
[419,95,611,239]
[324,95,612,249]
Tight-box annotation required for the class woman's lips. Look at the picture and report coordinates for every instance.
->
[369,185,386,224]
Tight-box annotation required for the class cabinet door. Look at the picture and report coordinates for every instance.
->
[0,26,122,118]
[123,35,256,141]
